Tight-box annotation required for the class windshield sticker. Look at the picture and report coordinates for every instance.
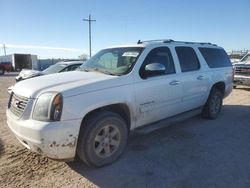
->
[122,52,139,57]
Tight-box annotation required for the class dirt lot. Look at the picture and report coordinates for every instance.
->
[0,73,250,188]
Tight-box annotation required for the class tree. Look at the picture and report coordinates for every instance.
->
[78,53,88,61]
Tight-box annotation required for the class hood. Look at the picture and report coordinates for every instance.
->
[235,60,250,66]
[18,69,43,79]
[12,71,123,98]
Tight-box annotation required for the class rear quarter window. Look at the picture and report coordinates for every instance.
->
[199,48,232,68]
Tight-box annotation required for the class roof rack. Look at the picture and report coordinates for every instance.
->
[174,41,217,46]
[137,39,174,44]
[137,39,217,46]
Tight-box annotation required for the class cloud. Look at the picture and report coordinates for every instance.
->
[1,44,85,53]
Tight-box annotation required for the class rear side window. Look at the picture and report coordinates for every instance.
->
[199,48,232,68]
[60,64,81,72]
[175,47,200,72]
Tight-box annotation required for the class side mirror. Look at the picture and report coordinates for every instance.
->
[143,63,166,78]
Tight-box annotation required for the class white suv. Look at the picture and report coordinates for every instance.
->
[6,40,233,167]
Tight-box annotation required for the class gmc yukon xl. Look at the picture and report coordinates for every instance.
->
[6,40,233,167]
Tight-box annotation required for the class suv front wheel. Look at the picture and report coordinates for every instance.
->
[202,88,223,119]
[77,111,128,167]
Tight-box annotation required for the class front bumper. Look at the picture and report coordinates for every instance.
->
[234,75,250,86]
[6,110,82,160]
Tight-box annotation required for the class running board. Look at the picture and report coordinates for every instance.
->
[134,107,202,135]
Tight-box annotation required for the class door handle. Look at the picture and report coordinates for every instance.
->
[169,80,180,85]
[197,75,205,80]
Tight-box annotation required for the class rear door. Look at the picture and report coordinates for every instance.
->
[175,46,209,112]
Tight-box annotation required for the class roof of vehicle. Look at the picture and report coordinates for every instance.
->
[57,61,84,65]
[107,39,222,49]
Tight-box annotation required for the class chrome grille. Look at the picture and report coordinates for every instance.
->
[235,66,250,76]
[9,93,29,118]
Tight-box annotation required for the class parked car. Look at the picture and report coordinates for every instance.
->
[233,53,250,88]
[6,40,233,167]
[15,61,84,82]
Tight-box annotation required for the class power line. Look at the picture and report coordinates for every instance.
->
[83,14,96,57]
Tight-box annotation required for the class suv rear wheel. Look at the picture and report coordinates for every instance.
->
[77,111,128,167]
[202,88,223,119]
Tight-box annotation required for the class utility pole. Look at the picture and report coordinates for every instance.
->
[2,44,6,56]
[83,14,96,57]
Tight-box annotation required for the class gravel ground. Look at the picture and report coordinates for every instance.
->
[0,72,250,188]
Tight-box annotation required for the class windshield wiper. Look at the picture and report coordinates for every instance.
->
[82,67,117,76]
[95,69,117,76]
[83,68,89,72]
[78,67,89,72]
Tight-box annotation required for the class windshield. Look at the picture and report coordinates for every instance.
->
[241,54,250,62]
[42,63,67,74]
[79,47,143,75]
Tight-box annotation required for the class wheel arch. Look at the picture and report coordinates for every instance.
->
[202,81,225,119]
[211,81,225,95]
[79,103,131,134]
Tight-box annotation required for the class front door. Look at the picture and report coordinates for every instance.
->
[134,47,182,127]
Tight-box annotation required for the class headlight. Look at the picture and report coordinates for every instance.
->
[33,92,63,121]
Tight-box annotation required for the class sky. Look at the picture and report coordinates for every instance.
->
[0,0,249,59]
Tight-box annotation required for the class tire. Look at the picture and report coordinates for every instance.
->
[77,111,128,167]
[0,69,4,75]
[202,88,223,119]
